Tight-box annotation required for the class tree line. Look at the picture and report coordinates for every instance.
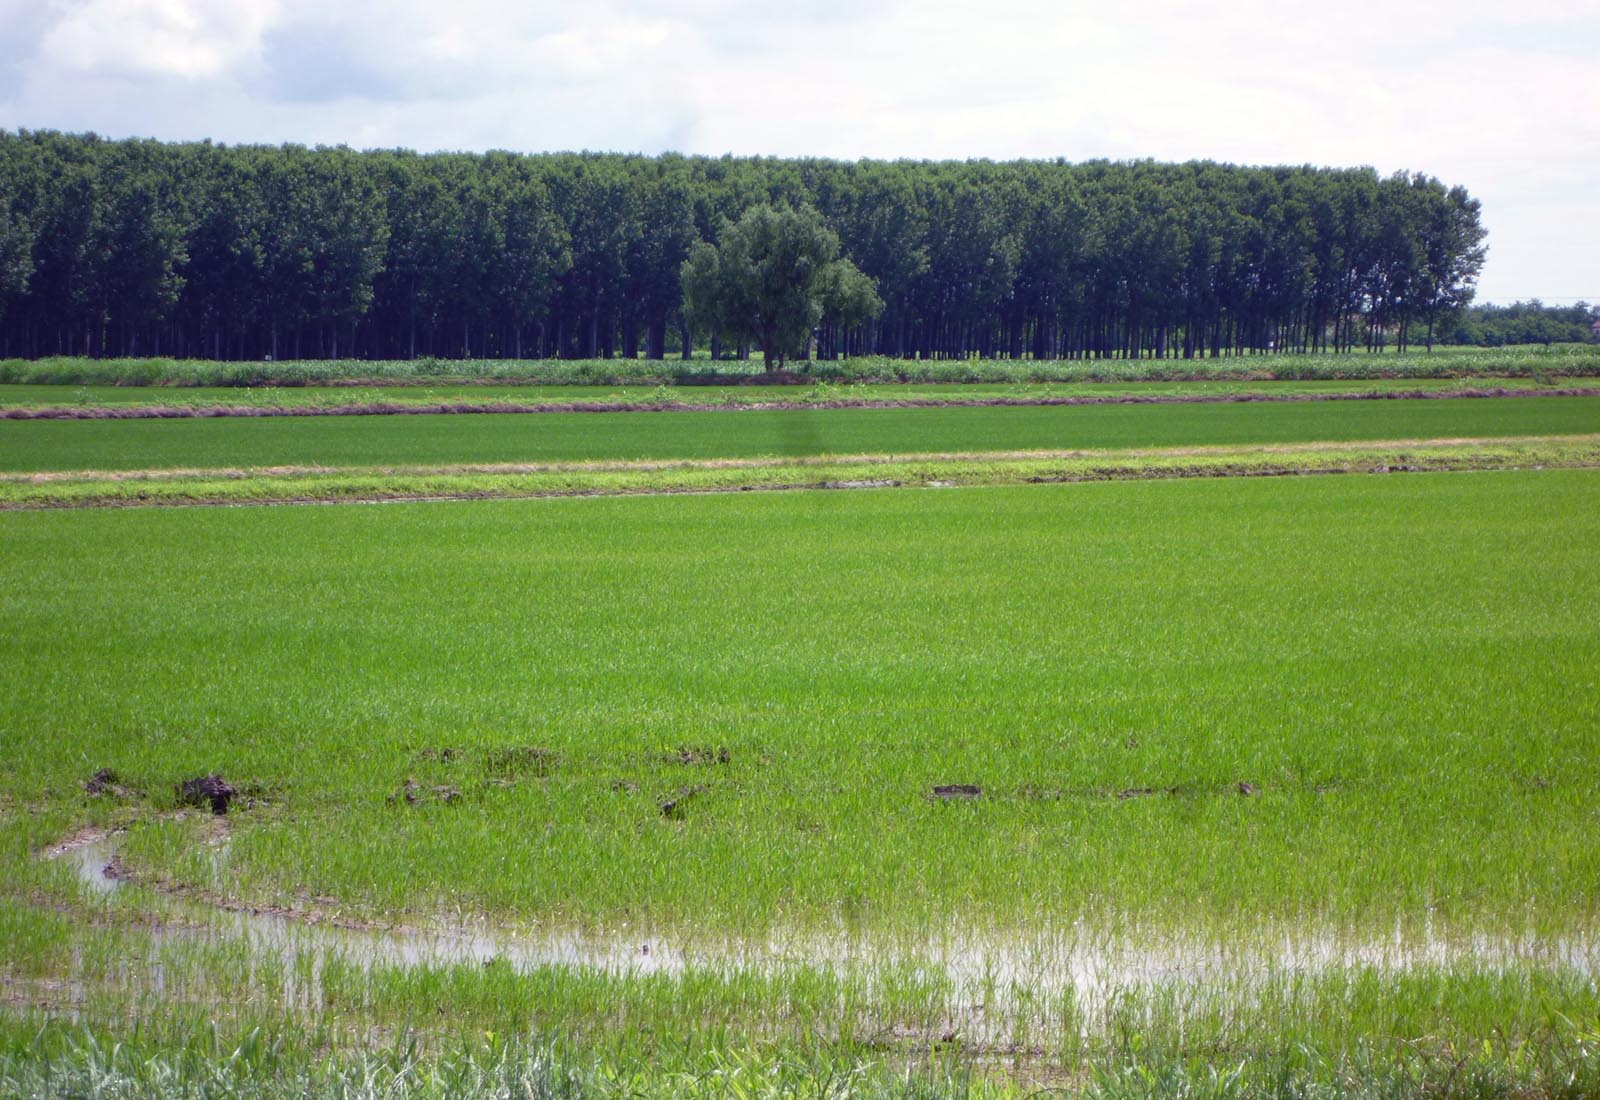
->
[0,130,1489,362]
[1437,300,1598,347]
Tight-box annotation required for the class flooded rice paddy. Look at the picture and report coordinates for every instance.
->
[46,827,1598,1045]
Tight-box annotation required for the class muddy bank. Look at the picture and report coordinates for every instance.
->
[5,386,1598,421]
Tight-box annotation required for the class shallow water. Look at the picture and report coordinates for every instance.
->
[49,831,1599,1037]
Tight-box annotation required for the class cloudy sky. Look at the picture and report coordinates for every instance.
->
[2,0,1597,303]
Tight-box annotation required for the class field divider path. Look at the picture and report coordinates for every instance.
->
[6,384,1600,420]
[6,434,1597,509]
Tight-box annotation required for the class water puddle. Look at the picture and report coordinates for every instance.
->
[64,837,122,899]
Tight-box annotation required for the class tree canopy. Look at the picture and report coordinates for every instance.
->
[681,204,881,370]
[0,131,1491,361]
[1436,300,1598,347]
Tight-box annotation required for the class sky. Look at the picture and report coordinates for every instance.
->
[1,0,1597,304]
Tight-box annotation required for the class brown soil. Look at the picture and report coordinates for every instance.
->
[38,824,124,860]
[176,774,236,815]
[389,779,461,807]
[82,768,140,799]
[660,785,704,818]
[484,745,559,778]
[668,745,730,766]
[1117,786,1181,800]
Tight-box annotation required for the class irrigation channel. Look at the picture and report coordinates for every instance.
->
[43,827,1598,1045]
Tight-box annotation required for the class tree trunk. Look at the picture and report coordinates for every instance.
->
[622,314,639,359]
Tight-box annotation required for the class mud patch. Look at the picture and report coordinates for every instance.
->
[667,745,730,767]
[1117,786,1181,800]
[931,784,982,801]
[823,479,899,490]
[39,825,124,861]
[485,746,558,779]
[388,780,462,807]
[177,774,236,815]
[660,786,704,818]
[82,768,139,799]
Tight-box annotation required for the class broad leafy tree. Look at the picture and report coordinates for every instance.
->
[682,203,880,370]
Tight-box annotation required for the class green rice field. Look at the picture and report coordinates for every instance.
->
[3,384,1598,1097]
[4,395,1600,473]
[6,470,1599,927]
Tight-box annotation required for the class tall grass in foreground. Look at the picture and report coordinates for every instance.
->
[2,347,1598,388]
[3,1019,1600,1099]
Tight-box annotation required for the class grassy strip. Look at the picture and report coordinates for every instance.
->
[5,436,1597,508]
[3,346,1599,388]
[6,385,1600,421]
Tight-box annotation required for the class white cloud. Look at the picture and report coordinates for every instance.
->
[38,0,277,80]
